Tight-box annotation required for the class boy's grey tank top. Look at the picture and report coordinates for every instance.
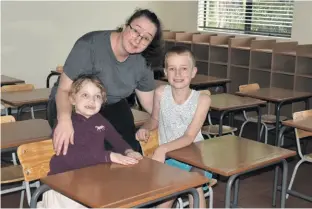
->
[158,85,204,145]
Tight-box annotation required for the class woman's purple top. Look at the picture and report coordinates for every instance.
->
[49,113,131,175]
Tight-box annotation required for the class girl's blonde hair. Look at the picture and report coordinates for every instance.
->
[69,73,107,103]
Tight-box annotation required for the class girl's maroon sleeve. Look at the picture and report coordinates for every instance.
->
[102,118,132,154]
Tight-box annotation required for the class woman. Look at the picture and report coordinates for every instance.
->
[48,9,163,155]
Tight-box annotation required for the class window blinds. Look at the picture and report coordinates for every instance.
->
[198,0,294,37]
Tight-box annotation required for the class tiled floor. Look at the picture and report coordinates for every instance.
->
[1,111,312,208]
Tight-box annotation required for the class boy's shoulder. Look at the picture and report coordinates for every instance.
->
[155,84,167,97]
[198,90,211,105]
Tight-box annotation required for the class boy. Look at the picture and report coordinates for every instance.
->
[136,46,211,208]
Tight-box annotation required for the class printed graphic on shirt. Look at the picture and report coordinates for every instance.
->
[95,125,105,132]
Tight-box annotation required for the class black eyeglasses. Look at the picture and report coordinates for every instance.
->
[128,25,152,46]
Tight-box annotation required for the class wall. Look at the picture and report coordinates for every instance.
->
[2,1,311,88]
[1,1,164,88]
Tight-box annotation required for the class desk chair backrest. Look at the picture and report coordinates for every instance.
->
[17,139,55,182]
[1,84,34,92]
[0,115,16,123]
[293,109,312,139]
[239,83,260,93]
[200,90,211,96]
[139,129,159,158]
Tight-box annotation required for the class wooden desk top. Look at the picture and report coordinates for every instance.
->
[282,117,312,132]
[210,93,266,111]
[167,135,296,176]
[1,88,51,106]
[131,109,150,127]
[41,158,209,208]
[235,87,312,103]
[161,74,231,86]
[1,75,25,86]
[1,119,52,149]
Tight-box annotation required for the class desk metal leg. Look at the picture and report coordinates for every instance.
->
[233,178,240,207]
[272,159,288,208]
[219,111,227,136]
[17,104,28,121]
[305,98,310,110]
[274,102,283,147]
[256,106,262,141]
[30,184,51,208]
[225,174,238,208]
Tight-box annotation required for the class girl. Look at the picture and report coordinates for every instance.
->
[39,73,142,208]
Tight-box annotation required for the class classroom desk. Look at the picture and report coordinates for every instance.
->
[161,74,231,92]
[132,108,150,127]
[46,70,61,88]
[167,135,296,208]
[1,119,51,151]
[1,75,25,86]
[30,158,209,208]
[210,93,266,140]
[274,116,312,202]
[1,88,51,120]
[236,87,312,146]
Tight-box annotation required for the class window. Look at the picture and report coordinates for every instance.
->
[198,0,294,37]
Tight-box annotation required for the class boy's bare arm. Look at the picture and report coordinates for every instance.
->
[158,93,211,153]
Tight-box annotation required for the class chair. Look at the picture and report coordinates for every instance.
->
[1,84,36,119]
[286,109,312,199]
[200,90,237,138]
[238,83,287,144]
[138,129,216,209]
[17,139,55,206]
[1,115,25,208]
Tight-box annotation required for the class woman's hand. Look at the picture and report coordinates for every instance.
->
[53,119,74,155]
[136,128,150,142]
[110,152,139,165]
[125,149,143,160]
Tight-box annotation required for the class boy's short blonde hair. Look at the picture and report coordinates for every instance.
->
[164,46,196,68]
[69,74,107,103]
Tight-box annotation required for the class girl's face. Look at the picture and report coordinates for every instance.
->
[121,16,157,54]
[70,81,105,118]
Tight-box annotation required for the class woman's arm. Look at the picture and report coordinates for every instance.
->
[135,89,154,114]
[140,85,164,131]
[53,73,74,155]
[153,93,211,162]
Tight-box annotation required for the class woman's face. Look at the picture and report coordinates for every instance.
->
[121,16,157,54]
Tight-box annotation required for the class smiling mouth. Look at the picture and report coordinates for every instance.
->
[173,79,184,82]
[85,105,96,110]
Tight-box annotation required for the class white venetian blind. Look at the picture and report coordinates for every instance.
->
[198,0,294,37]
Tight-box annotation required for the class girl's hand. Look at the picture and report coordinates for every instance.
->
[125,149,143,160]
[136,128,150,142]
[110,152,138,165]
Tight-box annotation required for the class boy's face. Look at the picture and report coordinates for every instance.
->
[164,53,197,89]
[70,81,104,118]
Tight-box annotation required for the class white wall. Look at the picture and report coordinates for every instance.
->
[1,1,311,88]
[1,1,164,88]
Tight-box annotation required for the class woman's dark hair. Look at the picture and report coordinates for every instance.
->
[117,8,164,68]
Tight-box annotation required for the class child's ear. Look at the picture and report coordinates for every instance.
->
[69,95,76,105]
[192,67,197,78]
